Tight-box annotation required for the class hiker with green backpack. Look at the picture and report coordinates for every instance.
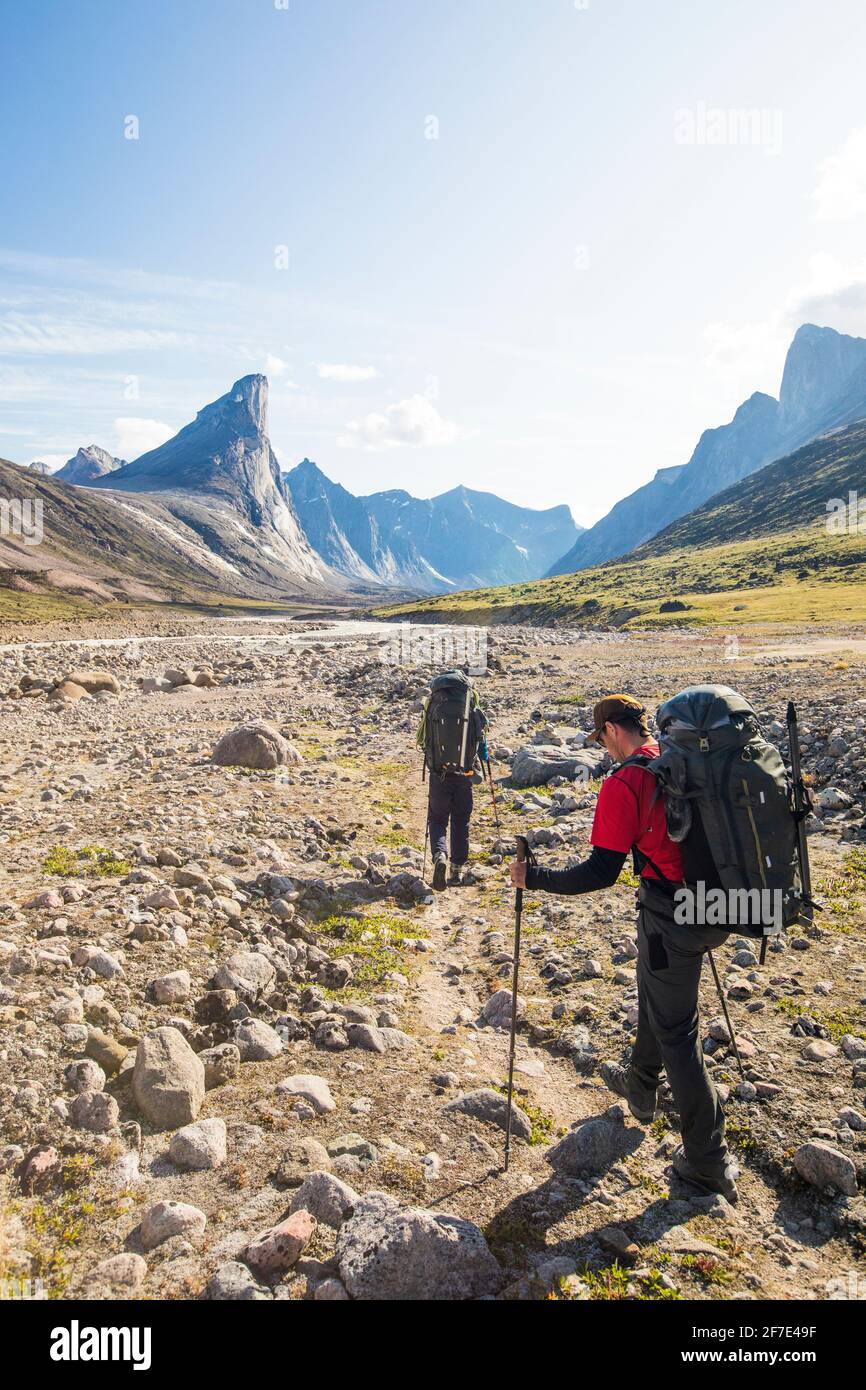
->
[418,669,490,890]
[510,686,810,1205]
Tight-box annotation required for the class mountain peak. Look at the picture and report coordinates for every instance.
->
[779,323,866,432]
[195,374,268,436]
[55,444,126,485]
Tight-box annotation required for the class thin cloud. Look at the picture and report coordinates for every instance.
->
[113,416,175,460]
[317,363,379,382]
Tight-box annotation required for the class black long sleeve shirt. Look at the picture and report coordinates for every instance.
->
[525,845,627,895]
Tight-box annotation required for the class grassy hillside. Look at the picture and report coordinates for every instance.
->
[371,420,866,629]
[642,419,866,554]
[370,524,866,628]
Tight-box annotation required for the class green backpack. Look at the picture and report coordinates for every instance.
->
[421,670,482,776]
[646,685,803,936]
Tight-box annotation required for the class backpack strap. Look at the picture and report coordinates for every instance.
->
[609,754,678,887]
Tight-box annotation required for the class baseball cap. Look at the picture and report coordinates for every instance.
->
[585,694,651,744]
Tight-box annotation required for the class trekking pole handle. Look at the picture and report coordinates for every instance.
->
[515,835,529,864]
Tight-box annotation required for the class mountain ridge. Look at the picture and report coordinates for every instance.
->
[286,458,581,593]
[548,323,866,575]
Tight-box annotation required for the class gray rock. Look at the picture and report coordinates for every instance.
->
[314,1277,350,1300]
[89,1253,147,1290]
[327,1133,379,1164]
[200,1043,241,1089]
[140,1200,207,1250]
[235,1019,284,1061]
[443,1088,532,1140]
[793,1141,858,1196]
[151,970,191,1004]
[511,745,605,788]
[346,1023,386,1053]
[132,1026,205,1129]
[68,1091,119,1133]
[276,1073,336,1114]
[336,1191,501,1300]
[212,951,276,998]
[289,1171,359,1228]
[169,1118,227,1171]
[206,1261,273,1301]
[212,721,294,771]
[547,1112,631,1175]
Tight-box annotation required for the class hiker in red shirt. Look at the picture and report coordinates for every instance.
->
[510,694,738,1204]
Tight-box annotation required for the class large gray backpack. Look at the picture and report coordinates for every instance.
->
[422,670,481,776]
[646,685,802,935]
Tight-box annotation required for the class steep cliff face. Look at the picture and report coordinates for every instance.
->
[286,460,581,593]
[548,323,866,575]
[90,377,343,592]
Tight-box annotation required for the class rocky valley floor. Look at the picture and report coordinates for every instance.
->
[0,617,865,1302]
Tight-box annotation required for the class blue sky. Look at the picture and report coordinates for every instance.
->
[3,0,866,525]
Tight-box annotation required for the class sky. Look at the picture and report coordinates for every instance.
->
[3,0,866,527]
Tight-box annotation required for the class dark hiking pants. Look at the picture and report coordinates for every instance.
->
[427,771,473,866]
[631,879,731,1174]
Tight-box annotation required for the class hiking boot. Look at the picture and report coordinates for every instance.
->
[598,1060,657,1123]
[432,854,447,891]
[671,1144,740,1204]
[448,864,464,886]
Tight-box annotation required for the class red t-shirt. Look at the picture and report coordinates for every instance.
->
[590,740,684,884]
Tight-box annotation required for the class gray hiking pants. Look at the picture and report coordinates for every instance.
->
[631,879,731,1173]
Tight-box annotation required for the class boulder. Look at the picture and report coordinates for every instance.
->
[546,1111,632,1175]
[211,951,275,998]
[235,1019,283,1061]
[132,1026,205,1129]
[511,744,605,788]
[245,1210,316,1276]
[793,1141,858,1196]
[211,721,292,770]
[206,1262,272,1301]
[289,1171,359,1229]
[169,1118,227,1171]
[443,1088,532,1139]
[150,970,191,1004]
[140,1199,207,1251]
[62,670,121,695]
[336,1192,501,1300]
[276,1074,336,1114]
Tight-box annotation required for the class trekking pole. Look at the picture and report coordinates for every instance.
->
[484,759,501,835]
[422,815,429,886]
[504,834,533,1170]
[706,949,745,1081]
